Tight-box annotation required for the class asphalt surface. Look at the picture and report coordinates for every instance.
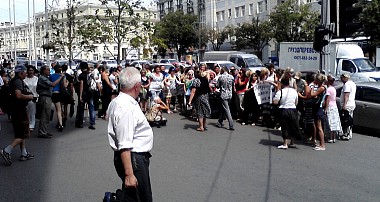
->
[0,111,379,202]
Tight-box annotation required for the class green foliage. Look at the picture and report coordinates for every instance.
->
[83,0,151,63]
[154,11,198,58]
[359,0,380,51]
[50,0,83,61]
[204,26,234,51]
[233,18,272,58]
[269,0,319,42]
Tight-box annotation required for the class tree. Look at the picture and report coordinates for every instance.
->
[154,11,198,60]
[359,0,380,58]
[50,0,83,64]
[269,0,319,43]
[233,18,273,59]
[204,26,234,51]
[85,0,149,63]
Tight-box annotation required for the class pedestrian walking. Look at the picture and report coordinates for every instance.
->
[107,67,154,202]
[188,71,212,132]
[0,65,34,165]
[216,66,235,130]
[75,62,96,130]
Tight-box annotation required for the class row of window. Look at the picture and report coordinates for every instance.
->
[215,2,267,22]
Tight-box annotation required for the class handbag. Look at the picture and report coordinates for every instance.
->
[60,79,72,103]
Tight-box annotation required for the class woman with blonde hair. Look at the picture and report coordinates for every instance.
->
[324,75,342,143]
[310,73,327,150]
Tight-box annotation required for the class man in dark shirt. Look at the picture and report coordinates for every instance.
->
[0,65,34,166]
[75,62,96,129]
[36,65,64,138]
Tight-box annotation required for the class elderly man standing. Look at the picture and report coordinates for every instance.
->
[107,67,154,202]
[340,73,356,140]
[36,65,65,138]
[0,65,34,165]
[216,66,235,130]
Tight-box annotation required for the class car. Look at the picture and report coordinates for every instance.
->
[336,82,380,135]
[151,63,175,73]
[54,60,77,70]
[159,59,179,65]
[130,60,150,68]
[101,60,118,69]
[200,61,240,71]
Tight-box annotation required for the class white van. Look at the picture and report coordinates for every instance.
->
[203,51,264,71]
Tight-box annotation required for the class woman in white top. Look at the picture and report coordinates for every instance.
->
[109,68,119,100]
[149,65,164,100]
[273,77,302,149]
[24,66,38,131]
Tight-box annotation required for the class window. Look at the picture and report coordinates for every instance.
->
[241,6,245,17]
[221,11,225,21]
[216,12,219,22]
[342,60,356,73]
[114,46,118,51]
[361,88,380,103]
[235,7,239,18]
[237,58,245,68]
[228,9,232,19]
[249,3,253,15]
[257,1,264,13]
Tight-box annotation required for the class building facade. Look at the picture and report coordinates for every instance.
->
[0,3,158,62]
[157,0,320,62]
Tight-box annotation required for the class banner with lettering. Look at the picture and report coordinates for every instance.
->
[254,83,273,105]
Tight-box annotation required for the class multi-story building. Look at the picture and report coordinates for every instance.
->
[0,3,158,62]
[157,0,320,62]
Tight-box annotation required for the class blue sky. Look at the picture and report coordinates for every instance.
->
[0,0,155,23]
[0,0,46,23]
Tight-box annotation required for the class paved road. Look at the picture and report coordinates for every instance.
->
[0,112,379,202]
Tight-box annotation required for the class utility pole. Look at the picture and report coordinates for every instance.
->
[8,0,13,62]
[45,0,50,66]
[33,0,37,66]
[13,0,17,64]
[28,0,32,64]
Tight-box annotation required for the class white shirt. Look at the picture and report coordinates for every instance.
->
[107,92,153,152]
[340,80,356,108]
[274,87,298,109]
[109,74,117,90]
[93,69,101,83]
[24,76,39,97]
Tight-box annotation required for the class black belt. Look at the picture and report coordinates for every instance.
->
[132,152,152,158]
[40,94,51,97]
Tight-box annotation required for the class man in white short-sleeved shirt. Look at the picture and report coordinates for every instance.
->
[340,73,356,139]
[107,67,153,202]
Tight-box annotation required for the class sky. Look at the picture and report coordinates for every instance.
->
[0,0,46,23]
[0,0,154,24]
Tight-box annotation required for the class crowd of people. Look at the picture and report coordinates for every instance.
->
[0,59,358,201]
[133,62,356,152]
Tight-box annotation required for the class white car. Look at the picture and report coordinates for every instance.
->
[101,60,118,69]
[200,61,239,71]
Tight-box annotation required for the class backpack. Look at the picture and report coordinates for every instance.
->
[87,73,97,92]
[145,105,162,122]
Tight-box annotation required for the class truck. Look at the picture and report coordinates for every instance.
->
[203,51,265,72]
[279,41,380,82]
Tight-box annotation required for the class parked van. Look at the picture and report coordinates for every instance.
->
[228,53,264,72]
[203,51,264,72]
